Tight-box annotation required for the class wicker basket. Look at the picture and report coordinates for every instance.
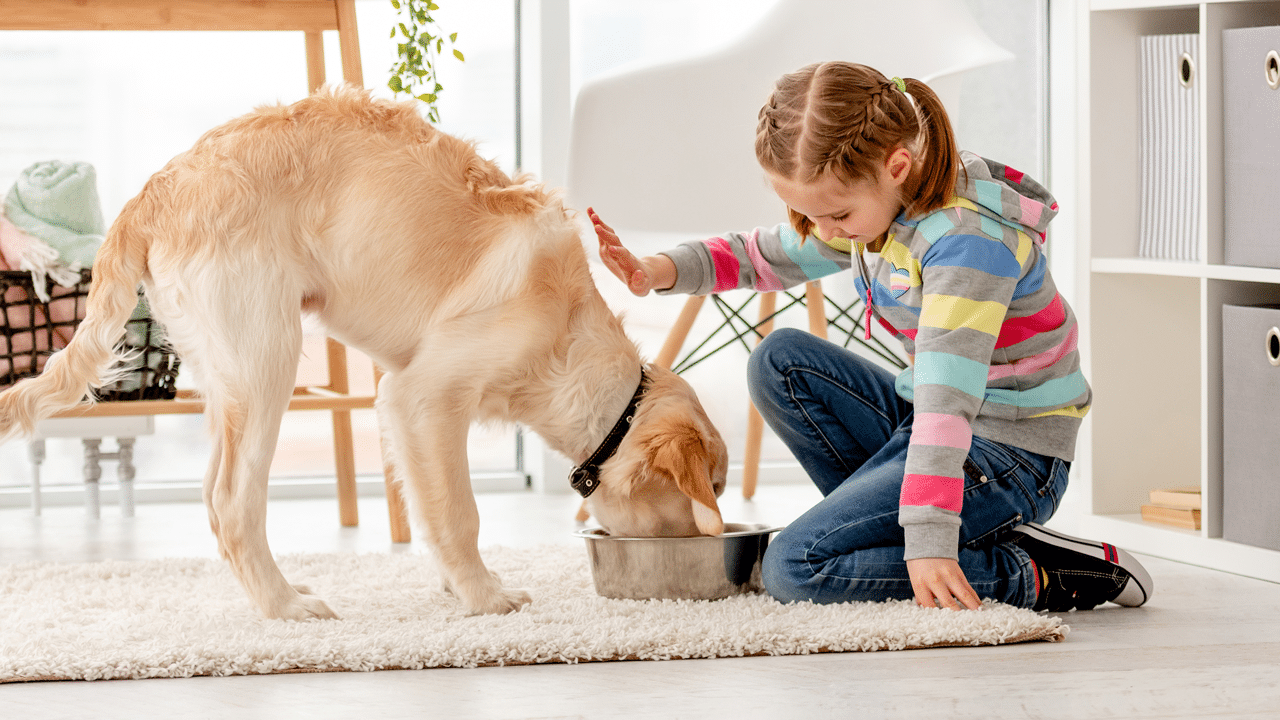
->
[0,269,181,402]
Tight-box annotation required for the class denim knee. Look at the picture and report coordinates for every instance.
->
[760,532,811,604]
[747,327,809,412]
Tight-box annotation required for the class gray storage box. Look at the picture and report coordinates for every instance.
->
[1138,33,1199,261]
[1223,26,1280,268]
[1222,304,1280,551]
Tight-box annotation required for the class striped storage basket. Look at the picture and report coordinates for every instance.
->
[1138,33,1200,262]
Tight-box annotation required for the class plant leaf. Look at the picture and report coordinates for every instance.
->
[387,0,463,124]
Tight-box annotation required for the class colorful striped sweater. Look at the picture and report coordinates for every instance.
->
[658,152,1091,561]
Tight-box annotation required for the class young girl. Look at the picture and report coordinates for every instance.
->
[590,62,1153,613]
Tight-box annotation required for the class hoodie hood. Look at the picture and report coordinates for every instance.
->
[952,151,1058,238]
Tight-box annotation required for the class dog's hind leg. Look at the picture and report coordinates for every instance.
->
[201,436,226,557]
[377,363,531,615]
[194,292,336,621]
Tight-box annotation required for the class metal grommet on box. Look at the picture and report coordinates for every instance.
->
[1266,50,1280,90]
[1179,51,1196,88]
[1267,327,1280,367]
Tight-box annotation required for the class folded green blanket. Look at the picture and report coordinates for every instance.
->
[4,160,105,269]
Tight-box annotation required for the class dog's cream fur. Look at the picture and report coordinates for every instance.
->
[0,86,728,620]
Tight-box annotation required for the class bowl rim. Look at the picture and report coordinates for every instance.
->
[574,522,785,540]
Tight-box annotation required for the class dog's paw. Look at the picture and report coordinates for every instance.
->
[274,593,340,621]
[292,583,315,595]
[464,587,532,616]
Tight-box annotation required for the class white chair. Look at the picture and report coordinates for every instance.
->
[566,0,1013,498]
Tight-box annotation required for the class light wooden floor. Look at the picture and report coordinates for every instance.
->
[2,483,1279,719]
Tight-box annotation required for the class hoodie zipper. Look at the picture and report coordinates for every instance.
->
[855,245,874,341]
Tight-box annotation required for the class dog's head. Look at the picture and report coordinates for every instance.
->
[586,365,729,537]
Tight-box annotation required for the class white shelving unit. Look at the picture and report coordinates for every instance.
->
[1055,0,1280,582]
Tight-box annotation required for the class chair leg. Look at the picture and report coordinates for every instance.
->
[655,294,707,369]
[117,437,136,518]
[83,438,102,519]
[303,37,364,530]
[325,338,360,527]
[335,0,365,86]
[383,458,412,544]
[805,280,828,339]
[742,403,766,500]
[304,30,325,93]
[332,409,360,526]
[28,439,45,516]
[741,292,778,499]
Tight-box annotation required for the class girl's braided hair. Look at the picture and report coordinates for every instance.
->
[755,62,961,238]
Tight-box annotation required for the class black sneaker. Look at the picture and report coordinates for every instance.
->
[1010,523,1153,611]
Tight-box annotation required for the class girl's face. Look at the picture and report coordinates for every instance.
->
[767,148,912,245]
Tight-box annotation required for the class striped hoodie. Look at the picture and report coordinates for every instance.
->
[658,152,1091,561]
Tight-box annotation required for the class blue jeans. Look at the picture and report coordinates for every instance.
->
[747,328,1068,608]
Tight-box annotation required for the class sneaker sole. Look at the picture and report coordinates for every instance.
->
[1011,523,1153,607]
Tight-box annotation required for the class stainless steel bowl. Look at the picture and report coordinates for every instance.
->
[575,523,784,601]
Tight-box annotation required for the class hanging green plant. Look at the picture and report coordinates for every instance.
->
[388,0,465,124]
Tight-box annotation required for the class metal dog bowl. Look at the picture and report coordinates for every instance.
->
[575,523,784,601]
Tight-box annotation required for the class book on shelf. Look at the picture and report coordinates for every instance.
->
[1141,503,1201,530]
[1149,486,1201,509]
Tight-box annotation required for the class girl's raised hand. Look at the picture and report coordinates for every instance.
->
[589,207,672,296]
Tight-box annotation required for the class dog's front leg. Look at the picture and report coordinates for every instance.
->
[378,374,531,615]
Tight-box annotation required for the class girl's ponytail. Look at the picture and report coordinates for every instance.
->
[899,77,961,217]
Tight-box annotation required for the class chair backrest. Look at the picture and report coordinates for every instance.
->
[567,0,1014,237]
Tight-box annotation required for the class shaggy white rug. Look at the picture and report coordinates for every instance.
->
[0,544,1067,682]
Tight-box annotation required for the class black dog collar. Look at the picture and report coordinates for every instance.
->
[569,368,647,498]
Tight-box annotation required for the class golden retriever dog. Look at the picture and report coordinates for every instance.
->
[0,86,728,620]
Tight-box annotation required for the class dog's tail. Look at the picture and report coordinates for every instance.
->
[0,195,152,444]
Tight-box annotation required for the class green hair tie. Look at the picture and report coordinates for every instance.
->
[891,76,907,93]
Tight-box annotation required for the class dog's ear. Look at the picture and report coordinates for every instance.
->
[649,421,724,536]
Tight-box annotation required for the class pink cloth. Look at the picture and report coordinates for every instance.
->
[0,212,26,271]
[0,213,83,385]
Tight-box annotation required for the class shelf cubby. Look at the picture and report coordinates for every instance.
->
[1062,0,1280,581]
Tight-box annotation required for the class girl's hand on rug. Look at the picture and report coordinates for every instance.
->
[589,207,675,296]
[906,558,982,611]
